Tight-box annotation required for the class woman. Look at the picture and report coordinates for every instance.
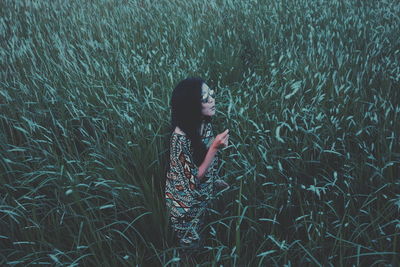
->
[165,77,230,256]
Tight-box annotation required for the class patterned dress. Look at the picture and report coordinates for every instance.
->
[165,122,220,249]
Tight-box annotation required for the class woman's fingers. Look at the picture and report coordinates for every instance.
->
[223,134,229,146]
[215,129,230,148]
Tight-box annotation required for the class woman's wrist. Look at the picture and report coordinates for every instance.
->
[210,139,221,151]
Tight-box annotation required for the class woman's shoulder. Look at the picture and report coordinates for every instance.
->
[170,129,189,147]
[171,127,189,143]
[173,126,186,136]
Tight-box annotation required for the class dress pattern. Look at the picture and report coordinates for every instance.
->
[165,122,220,248]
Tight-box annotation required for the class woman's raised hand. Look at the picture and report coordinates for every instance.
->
[212,129,229,150]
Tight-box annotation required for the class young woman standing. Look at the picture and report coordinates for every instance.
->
[165,77,229,259]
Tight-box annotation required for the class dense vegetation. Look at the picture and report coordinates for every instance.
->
[1,0,399,265]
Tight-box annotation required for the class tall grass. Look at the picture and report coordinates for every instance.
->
[1,0,399,265]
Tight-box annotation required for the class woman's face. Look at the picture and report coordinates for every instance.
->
[201,83,216,117]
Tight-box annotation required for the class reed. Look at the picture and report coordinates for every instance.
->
[1,0,399,265]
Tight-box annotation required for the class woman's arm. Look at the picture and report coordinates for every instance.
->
[197,146,218,181]
[197,129,229,181]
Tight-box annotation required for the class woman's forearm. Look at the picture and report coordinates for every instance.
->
[197,146,218,181]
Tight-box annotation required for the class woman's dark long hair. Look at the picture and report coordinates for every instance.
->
[170,77,211,166]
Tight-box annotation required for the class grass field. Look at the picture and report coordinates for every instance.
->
[1,0,399,266]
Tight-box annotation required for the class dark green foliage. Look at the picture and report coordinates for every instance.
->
[1,0,399,266]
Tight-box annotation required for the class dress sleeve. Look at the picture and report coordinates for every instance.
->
[170,135,200,192]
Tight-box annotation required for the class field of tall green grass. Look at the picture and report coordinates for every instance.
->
[1,0,399,265]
